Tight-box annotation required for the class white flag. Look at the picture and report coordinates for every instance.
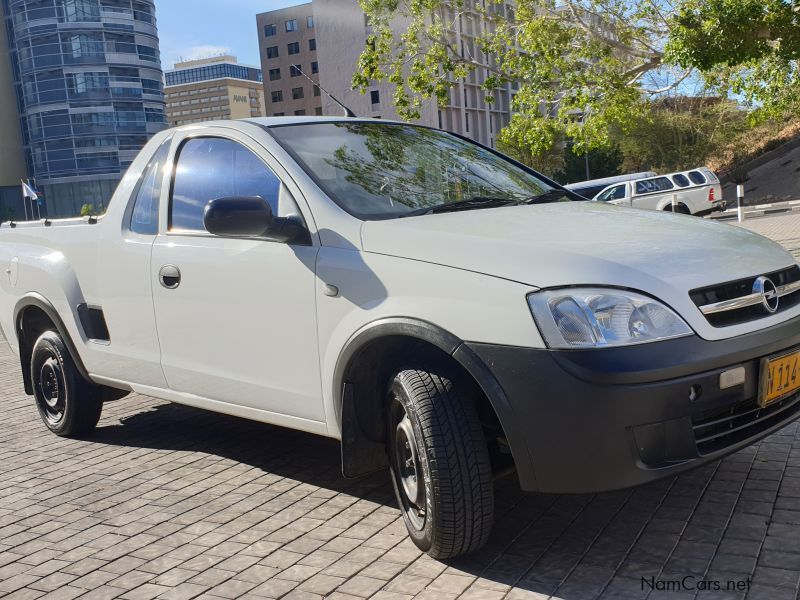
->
[21,181,38,201]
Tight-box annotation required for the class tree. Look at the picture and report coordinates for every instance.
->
[557,142,623,184]
[615,97,749,173]
[355,0,800,155]
[667,0,800,120]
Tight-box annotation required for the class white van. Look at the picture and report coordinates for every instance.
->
[593,168,725,215]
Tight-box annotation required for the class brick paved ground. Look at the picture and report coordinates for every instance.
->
[3,214,800,600]
[734,212,800,260]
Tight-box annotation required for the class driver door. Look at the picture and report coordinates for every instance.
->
[150,129,324,423]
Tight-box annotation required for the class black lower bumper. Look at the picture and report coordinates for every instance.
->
[468,315,800,494]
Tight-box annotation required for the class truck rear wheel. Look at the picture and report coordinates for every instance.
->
[30,331,102,437]
[386,368,494,558]
[665,203,691,215]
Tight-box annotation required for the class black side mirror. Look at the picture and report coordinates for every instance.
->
[203,196,305,243]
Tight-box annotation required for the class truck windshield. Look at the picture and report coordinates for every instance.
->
[269,122,569,220]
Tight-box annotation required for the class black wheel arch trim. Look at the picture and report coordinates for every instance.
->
[334,317,539,488]
[14,293,92,393]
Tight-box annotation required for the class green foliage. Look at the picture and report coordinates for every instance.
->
[556,143,624,185]
[80,203,97,217]
[666,0,800,121]
[616,98,749,173]
[496,135,566,178]
[356,0,800,156]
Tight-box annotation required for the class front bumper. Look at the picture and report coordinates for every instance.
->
[468,315,800,494]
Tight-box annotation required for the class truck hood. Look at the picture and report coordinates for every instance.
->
[361,202,797,339]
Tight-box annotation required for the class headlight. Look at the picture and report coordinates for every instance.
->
[528,288,692,349]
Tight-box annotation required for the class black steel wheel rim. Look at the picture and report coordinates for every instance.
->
[389,396,426,531]
[37,355,66,425]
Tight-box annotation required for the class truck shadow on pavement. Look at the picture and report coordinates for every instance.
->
[88,395,789,599]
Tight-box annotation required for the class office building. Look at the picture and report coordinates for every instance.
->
[256,3,322,117]
[164,55,266,126]
[0,0,26,220]
[256,0,515,147]
[2,0,168,217]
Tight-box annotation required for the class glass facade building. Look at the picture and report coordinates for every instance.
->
[2,0,167,217]
[165,62,262,86]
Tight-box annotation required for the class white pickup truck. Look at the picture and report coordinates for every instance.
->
[593,168,726,215]
[2,117,800,559]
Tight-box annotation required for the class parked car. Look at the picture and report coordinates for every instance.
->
[593,168,726,215]
[565,171,657,200]
[3,118,800,559]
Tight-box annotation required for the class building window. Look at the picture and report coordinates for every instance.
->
[292,87,304,100]
[465,113,470,132]
[264,23,277,36]
[438,110,442,129]
[370,90,380,105]
[315,106,322,115]
[311,61,318,74]
[269,68,281,81]
[273,112,284,116]
[271,90,283,103]
[290,65,302,77]
[309,38,316,51]
[307,15,314,28]
[287,42,300,55]
[295,109,306,115]
[266,46,278,59]
[285,19,298,32]
[313,85,321,97]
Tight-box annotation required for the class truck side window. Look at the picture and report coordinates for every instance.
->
[635,177,673,195]
[672,174,690,188]
[688,171,706,185]
[597,184,625,201]
[170,137,281,232]
[130,140,170,235]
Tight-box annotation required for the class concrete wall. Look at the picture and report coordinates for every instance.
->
[257,3,322,116]
[313,0,437,124]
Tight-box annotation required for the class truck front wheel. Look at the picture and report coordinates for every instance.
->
[30,331,102,437]
[386,368,494,559]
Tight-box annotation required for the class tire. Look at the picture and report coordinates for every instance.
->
[386,367,494,559]
[30,330,102,437]
[664,203,691,215]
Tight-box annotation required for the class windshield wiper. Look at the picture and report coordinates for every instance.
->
[518,189,574,205]
[404,196,520,216]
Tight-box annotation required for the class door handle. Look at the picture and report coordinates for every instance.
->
[159,265,181,289]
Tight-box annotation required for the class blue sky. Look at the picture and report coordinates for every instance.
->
[156,0,302,69]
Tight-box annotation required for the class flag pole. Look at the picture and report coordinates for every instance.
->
[21,181,28,221]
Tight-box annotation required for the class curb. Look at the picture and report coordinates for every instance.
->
[709,199,800,221]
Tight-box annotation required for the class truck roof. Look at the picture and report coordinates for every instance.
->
[243,116,405,128]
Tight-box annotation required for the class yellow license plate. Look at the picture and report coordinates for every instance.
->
[759,350,800,407]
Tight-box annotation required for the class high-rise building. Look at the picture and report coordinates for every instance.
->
[256,0,515,148]
[256,3,322,117]
[1,0,167,217]
[0,1,27,220]
[164,55,266,126]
